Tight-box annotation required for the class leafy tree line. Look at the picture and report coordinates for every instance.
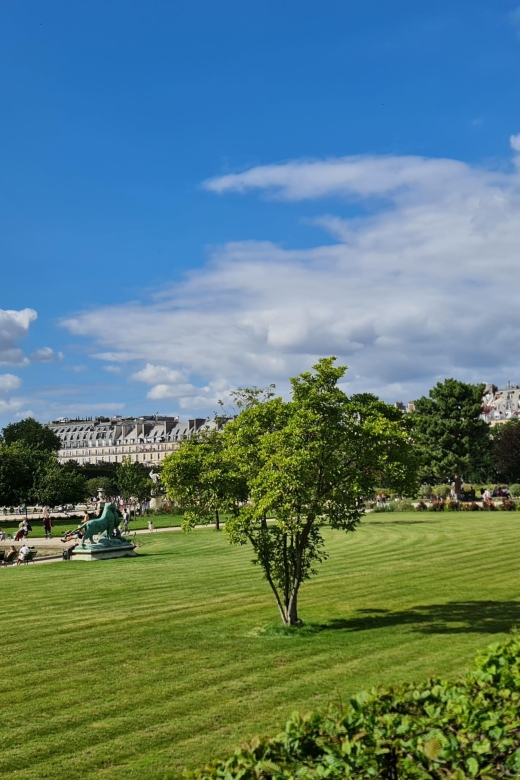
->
[162,363,520,625]
[0,418,153,508]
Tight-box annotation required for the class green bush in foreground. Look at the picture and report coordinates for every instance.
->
[191,634,520,779]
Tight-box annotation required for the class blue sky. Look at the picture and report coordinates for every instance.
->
[2,0,520,423]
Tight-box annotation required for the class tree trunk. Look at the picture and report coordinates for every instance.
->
[215,509,220,531]
[454,473,462,498]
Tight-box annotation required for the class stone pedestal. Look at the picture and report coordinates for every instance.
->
[72,537,136,562]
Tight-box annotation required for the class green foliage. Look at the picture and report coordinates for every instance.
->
[0,442,40,505]
[191,633,520,780]
[509,483,520,497]
[33,460,88,506]
[373,503,398,513]
[162,428,247,531]
[428,500,445,511]
[446,500,461,511]
[492,419,520,483]
[418,484,432,499]
[1,417,61,452]
[116,457,153,502]
[499,500,516,511]
[85,476,116,498]
[220,358,417,625]
[412,379,490,492]
[431,484,450,499]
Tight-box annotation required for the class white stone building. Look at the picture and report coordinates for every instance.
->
[481,383,520,425]
[47,415,215,466]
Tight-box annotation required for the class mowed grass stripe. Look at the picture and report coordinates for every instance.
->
[1,513,520,779]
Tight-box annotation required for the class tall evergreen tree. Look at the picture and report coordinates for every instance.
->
[413,379,487,494]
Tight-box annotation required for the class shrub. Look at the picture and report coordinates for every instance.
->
[431,484,450,499]
[482,499,496,511]
[373,503,397,513]
[415,500,428,511]
[428,500,445,511]
[446,500,460,511]
[418,484,432,499]
[500,499,516,511]
[191,634,520,780]
[462,501,480,511]
[396,500,413,511]
[509,483,520,497]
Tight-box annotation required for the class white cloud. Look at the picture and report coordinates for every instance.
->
[103,365,122,374]
[511,134,520,152]
[0,398,24,415]
[203,154,480,201]
[132,364,230,409]
[132,363,186,385]
[30,347,56,362]
[62,141,520,408]
[0,308,37,365]
[0,374,22,393]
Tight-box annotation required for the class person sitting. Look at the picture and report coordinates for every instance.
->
[3,546,17,565]
[0,528,5,541]
[17,543,31,565]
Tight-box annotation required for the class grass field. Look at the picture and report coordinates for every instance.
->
[1,511,520,779]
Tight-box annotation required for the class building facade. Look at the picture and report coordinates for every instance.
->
[481,383,520,425]
[47,415,214,466]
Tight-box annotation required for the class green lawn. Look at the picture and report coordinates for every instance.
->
[1,511,520,779]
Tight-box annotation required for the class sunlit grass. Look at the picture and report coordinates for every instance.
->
[1,512,519,778]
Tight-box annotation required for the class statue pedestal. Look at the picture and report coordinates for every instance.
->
[72,538,137,562]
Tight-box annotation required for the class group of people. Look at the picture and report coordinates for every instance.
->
[2,543,33,566]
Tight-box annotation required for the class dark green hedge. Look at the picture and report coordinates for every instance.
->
[190,634,520,779]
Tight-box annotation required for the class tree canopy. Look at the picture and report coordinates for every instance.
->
[1,417,61,452]
[492,418,520,483]
[163,357,417,625]
[412,379,488,493]
[162,428,246,531]
[116,458,154,503]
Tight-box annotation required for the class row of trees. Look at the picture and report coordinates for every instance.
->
[160,362,520,626]
[0,418,154,508]
[413,378,520,488]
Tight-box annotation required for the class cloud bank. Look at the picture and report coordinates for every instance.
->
[0,308,37,365]
[63,141,520,409]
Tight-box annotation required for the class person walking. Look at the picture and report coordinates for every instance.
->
[42,508,52,539]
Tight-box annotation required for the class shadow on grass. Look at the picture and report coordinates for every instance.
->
[321,601,520,635]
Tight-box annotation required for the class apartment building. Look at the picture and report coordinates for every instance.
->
[47,415,214,466]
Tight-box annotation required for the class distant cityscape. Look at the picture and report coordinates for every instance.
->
[46,383,520,467]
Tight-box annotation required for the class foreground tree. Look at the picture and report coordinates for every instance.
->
[168,358,417,626]
[412,379,488,495]
[2,417,61,452]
